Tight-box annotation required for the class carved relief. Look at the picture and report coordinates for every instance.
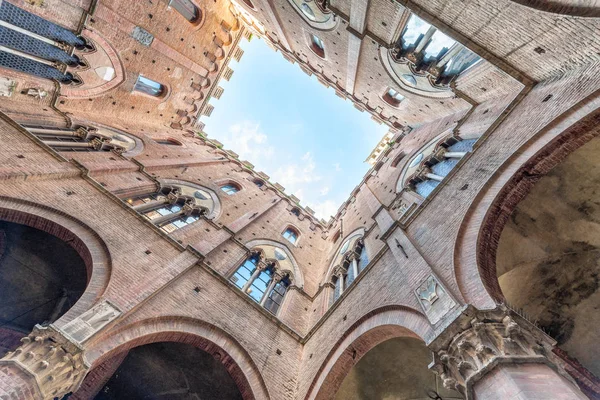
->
[414,275,455,324]
[429,305,573,399]
[61,300,121,344]
[0,325,89,399]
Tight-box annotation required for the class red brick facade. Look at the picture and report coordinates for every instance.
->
[0,0,598,399]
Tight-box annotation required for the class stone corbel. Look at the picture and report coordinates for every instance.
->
[0,325,89,399]
[428,304,575,399]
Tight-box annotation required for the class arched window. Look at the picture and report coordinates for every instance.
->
[134,75,166,97]
[242,0,256,9]
[220,183,240,195]
[309,34,325,58]
[282,227,299,245]
[0,2,87,84]
[330,233,367,303]
[127,183,216,233]
[230,245,294,315]
[291,207,301,217]
[24,125,137,154]
[253,178,265,188]
[399,135,476,198]
[154,138,182,146]
[383,88,405,107]
[170,0,201,22]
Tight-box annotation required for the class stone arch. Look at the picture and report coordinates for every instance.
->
[509,0,600,17]
[0,196,112,327]
[60,28,126,99]
[160,178,223,220]
[84,316,270,400]
[305,305,433,400]
[245,238,304,288]
[454,93,600,309]
[324,227,366,282]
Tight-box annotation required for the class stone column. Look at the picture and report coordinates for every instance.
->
[429,305,587,400]
[0,325,89,400]
[260,271,283,307]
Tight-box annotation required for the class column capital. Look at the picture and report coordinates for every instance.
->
[429,304,573,399]
[0,325,89,399]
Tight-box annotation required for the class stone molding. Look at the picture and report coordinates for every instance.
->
[428,304,575,399]
[0,325,89,399]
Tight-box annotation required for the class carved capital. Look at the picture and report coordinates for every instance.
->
[429,305,571,399]
[0,325,89,399]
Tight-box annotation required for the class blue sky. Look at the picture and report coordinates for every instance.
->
[200,37,388,220]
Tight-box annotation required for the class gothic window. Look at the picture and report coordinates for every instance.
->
[393,12,480,86]
[170,0,201,23]
[282,227,299,245]
[0,2,86,84]
[253,178,265,188]
[309,34,325,58]
[220,183,240,195]
[229,245,294,315]
[398,134,476,198]
[330,231,366,303]
[24,125,137,154]
[291,207,301,217]
[127,183,216,233]
[288,0,333,25]
[383,88,405,107]
[134,75,166,97]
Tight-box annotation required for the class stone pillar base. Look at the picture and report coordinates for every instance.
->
[474,362,588,400]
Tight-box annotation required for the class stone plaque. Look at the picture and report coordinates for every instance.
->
[414,274,456,325]
[62,300,122,344]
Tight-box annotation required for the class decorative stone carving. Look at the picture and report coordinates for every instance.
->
[414,274,456,325]
[0,325,89,399]
[429,304,574,399]
[131,26,154,47]
[61,300,121,344]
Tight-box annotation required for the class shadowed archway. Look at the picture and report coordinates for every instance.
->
[0,220,87,356]
[94,342,243,400]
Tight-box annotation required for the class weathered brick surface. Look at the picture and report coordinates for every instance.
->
[0,0,599,398]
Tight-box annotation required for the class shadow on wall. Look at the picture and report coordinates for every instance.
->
[496,135,600,378]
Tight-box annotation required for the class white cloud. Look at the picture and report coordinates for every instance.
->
[221,121,274,162]
[333,163,342,172]
[311,200,338,220]
[319,186,330,196]
[272,151,322,187]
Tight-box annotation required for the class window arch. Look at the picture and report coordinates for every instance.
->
[291,207,301,217]
[383,88,405,108]
[253,178,265,188]
[134,75,166,97]
[0,2,87,85]
[328,230,367,303]
[309,34,325,58]
[154,138,182,146]
[230,245,295,315]
[397,133,476,198]
[24,125,139,154]
[126,182,218,233]
[282,227,300,245]
[391,152,406,168]
[241,0,256,9]
[220,183,241,195]
[170,0,201,23]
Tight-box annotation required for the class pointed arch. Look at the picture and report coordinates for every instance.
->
[84,316,270,400]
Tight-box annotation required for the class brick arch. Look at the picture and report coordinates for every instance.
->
[0,196,112,327]
[305,305,433,400]
[508,0,600,17]
[84,316,270,400]
[454,94,600,309]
